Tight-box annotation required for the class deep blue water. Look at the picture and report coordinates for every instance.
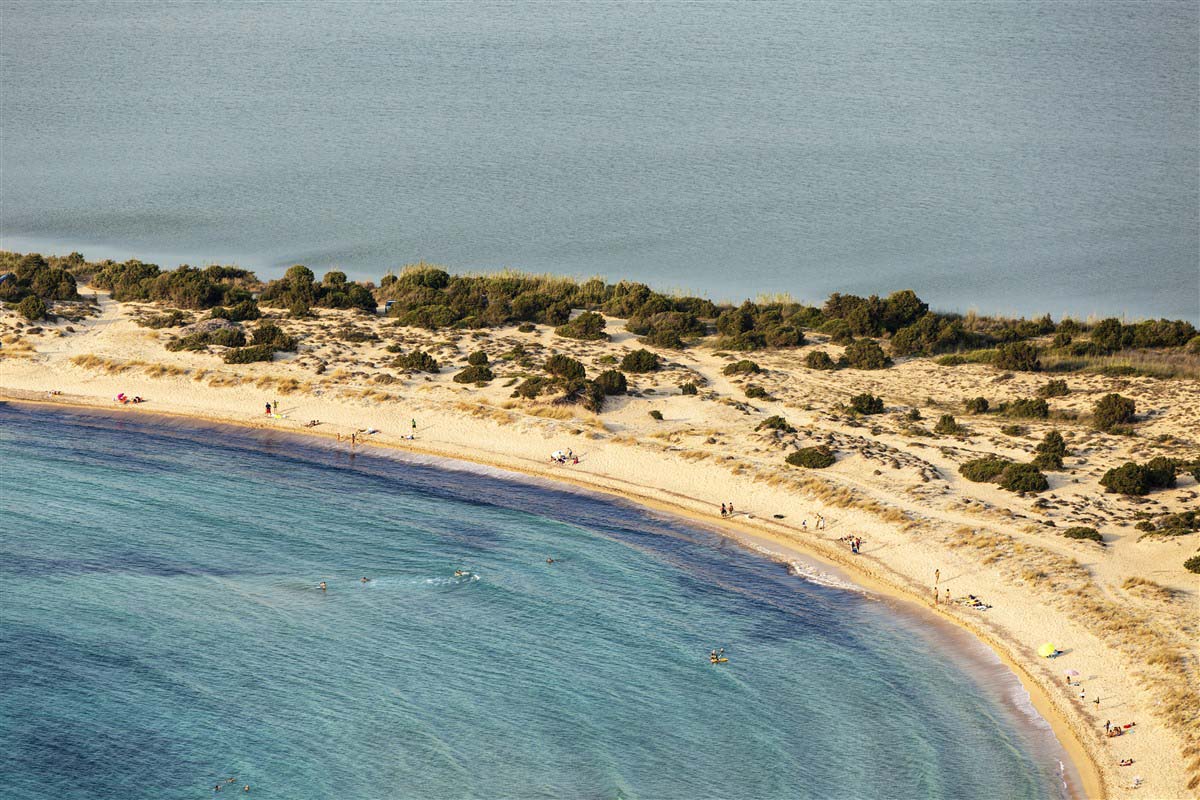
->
[0,404,1072,799]
[1,1,1196,320]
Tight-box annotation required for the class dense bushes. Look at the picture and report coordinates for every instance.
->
[1185,554,1200,574]
[555,311,607,341]
[453,365,494,384]
[167,327,246,351]
[959,458,1011,483]
[964,397,989,414]
[1143,457,1177,489]
[998,463,1049,493]
[0,253,79,307]
[620,349,660,373]
[842,338,891,370]
[626,310,704,348]
[744,385,770,400]
[804,350,836,370]
[545,354,586,381]
[1063,527,1103,544]
[994,341,1041,371]
[393,350,440,373]
[260,266,375,313]
[223,344,276,364]
[1084,317,1197,354]
[16,295,47,321]
[91,261,253,309]
[210,300,261,322]
[467,350,489,366]
[594,369,627,395]
[786,446,836,469]
[1092,393,1135,432]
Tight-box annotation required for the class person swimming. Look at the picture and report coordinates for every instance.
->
[361,576,370,583]
[454,570,468,577]
[318,581,327,591]
[546,558,556,564]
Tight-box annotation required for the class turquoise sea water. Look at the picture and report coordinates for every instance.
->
[0,404,1072,799]
[1,1,1196,320]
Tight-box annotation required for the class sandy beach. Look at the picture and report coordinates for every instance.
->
[3,290,1197,799]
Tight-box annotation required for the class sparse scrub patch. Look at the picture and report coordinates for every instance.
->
[786,446,836,469]
[1063,527,1103,544]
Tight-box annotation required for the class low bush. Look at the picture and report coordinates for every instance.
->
[1100,462,1150,496]
[842,338,891,369]
[453,364,494,384]
[1001,398,1049,419]
[1143,457,1177,489]
[964,397,989,414]
[804,350,836,370]
[594,369,627,395]
[1037,379,1070,398]
[680,382,698,395]
[16,295,47,321]
[1063,526,1103,544]
[1032,430,1067,470]
[167,327,246,351]
[620,349,660,373]
[998,463,1049,493]
[934,414,965,435]
[1092,393,1136,432]
[250,321,296,351]
[1184,553,1200,574]
[223,344,276,364]
[744,385,770,400]
[545,354,586,381]
[649,409,663,421]
[467,350,489,366]
[848,393,884,415]
[1000,424,1026,436]
[210,299,261,322]
[517,323,536,333]
[555,311,607,340]
[512,376,552,399]
[994,341,1041,371]
[959,458,1011,483]
[393,350,440,373]
[786,446,836,469]
[757,415,795,433]
[140,310,190,329]
[722,359,761,376]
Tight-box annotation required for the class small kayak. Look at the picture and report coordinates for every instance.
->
[710,658,728,664]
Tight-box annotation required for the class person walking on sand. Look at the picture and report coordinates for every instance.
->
[1105,720,1111,733]
[727,502,734,516]
[720,503,727,517]
[411,418,417,436]
[935,569,940,586]
[272,399,278,414]
[264,403,271,416]
[816,514,825,530]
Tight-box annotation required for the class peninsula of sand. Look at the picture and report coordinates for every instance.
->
[2,254,1197,798]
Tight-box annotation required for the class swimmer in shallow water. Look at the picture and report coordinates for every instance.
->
[546,558,555,564]
[361,576,370,583]
[318,581,327,591]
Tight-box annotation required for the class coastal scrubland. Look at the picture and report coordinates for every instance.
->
[2,250,1198,798]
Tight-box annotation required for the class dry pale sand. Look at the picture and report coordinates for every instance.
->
[3,291,1198,799]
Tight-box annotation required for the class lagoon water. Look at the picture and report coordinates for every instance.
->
[1,1,1197,321]
[0,404,1073,799]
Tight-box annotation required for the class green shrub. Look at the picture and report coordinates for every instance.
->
[222,344,276,364]
[649,409,663,421]
[545,354,586,381]
[744,385,770,400]
[786,446,836,469]
[453,364,494,384]
[555,311,607,340]
[1032,452,1063,471]
[1037,379,1069,398]
[517,323,536,333]
[393,350,440,373]
[934,414,965,435]
[140,310,189,329]
[466,350,489,366]
[1063,527,1103,544]
[1002,398,1049,419]
[594,369,627,395]
[512,376,552,399]
[959,458,1011,483]
[848,393,884,415]
[1032,431,1067,470]
[964,397,989,414]
[1092,393,1136,432]
[757,415,795,433]
[1100,462,1150,496]
[1143,457,1176,489]
[1000,424,1026,436]
[680,382,698,395]
[16,295,47,321]
[210,299,261,322]
[620,349,660,373]
[998,463,1049,493]
[994,341,1041,371]
[842,338,891,369]
[1184,553,1200,574]
[804,350,836,370]
[722,359,761,376]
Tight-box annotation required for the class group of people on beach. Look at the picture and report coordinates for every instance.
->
[550,449,578,465]
[719,502,735,517]
[838,534,862,554]
[116,393,144,404]
[799,514,824,531]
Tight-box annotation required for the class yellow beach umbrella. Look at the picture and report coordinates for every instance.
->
[1037,642,1057,658]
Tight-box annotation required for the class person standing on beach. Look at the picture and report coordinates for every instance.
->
[411,418,417,436]
[1105,720,1111,733]
[264,402,271,416]
[272,399,278,414]
[720,503,727,517]
[816,514,825,530]
[727,502,734,516]
[935,568,940,586]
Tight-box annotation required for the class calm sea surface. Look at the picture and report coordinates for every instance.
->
[0,404,1073,799]
[1,1,1196,320]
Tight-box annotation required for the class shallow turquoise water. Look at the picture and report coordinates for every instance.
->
[1,1,1196,320]
[0,405,1071,799]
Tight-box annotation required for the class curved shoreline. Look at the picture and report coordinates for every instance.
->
[1,392,1105,798]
